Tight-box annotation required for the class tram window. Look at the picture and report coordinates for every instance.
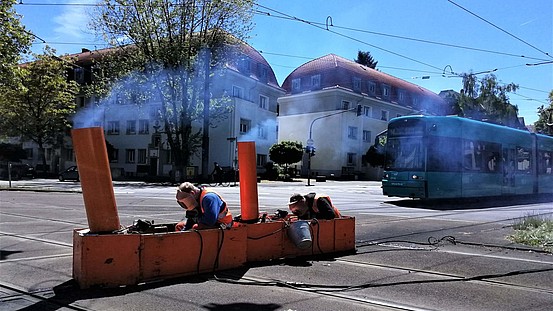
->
[463,140,501,172]
[516,147,531,172]
[427,137,461,172]
[538,151,552,175]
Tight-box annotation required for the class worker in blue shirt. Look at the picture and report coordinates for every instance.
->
[175,182,233,230]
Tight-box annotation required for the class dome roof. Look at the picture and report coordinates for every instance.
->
[282,54,445,112]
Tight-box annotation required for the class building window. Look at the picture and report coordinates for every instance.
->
[348,126,358,139]
[110,148,119,163]
[259,95,268,110]
[258,64,268,82]
[107,121,120,135]
[139,119,149,134]
[363,130,372,142]
[238,58,250,74]
[363,106,372,117]
[74,68,84,83]
[137,149,147,164]
[347,153,357,166]
[126,120,137,135]
[381,110,389,121]
[25,148,33,159]
[125,149,136,163]
[398,90,406,102]
[240,118,251,134]
[311,74,320,88]
[368,81,376,95]
[382,85,390,98]
[257,154,267,167]
[257,123,268,139]
[75,96,85,108]
[353,77,361,92]
[292,78,301,91]
[341,100,350,110]
[232,85,243,99]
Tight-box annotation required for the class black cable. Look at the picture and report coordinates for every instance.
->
[447,0,552,59]
[193,229,203,275]
[213,227,225,272]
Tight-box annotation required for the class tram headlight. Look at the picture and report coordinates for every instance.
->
[384,173,389,179]
[412,174,419,180]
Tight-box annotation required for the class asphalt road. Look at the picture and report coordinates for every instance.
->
[1,179,552,311]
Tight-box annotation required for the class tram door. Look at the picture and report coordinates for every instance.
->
[502,148,516,194]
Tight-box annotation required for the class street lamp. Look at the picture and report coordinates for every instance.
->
[306,105,362,186]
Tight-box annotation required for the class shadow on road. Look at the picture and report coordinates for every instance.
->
[386,194,553,210]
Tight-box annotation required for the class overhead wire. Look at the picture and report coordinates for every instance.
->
[447,0,553,59]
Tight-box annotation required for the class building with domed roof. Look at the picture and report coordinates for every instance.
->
[18,43,285,180]
[278,54,448,180]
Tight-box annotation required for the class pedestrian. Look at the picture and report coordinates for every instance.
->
[287,192,341,220]
[175,182,233,231]
[211,162,224,185]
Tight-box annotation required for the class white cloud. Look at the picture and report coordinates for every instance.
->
[52,0,95,40]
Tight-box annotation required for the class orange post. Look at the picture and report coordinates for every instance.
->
[72,127,120,233]
[237,141,259,222]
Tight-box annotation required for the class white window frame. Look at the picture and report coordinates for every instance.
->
[139,119,149,134]
[126,120,137,135]
[341,100,351,110]
[363,130,372,142]
[259,95,268,110]
[311,74,320,88]
[348,126,358,139]
[125,149,136,163]
[363,106,372,117]
[107,121,120,135]
[292,78,301,91]
[381,110,389,121]
[232,85,244,99]
[240,118,251,134]
[137,149,147,164]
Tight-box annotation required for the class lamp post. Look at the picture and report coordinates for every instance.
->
[306,105,362,186]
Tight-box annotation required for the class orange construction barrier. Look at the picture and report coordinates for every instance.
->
[72,127,120,233]
[237,141,259,222]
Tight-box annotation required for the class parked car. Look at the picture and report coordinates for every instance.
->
[0,162,36,180]
[58,166,79,181]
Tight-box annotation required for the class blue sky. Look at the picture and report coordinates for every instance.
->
[15,0,553,124]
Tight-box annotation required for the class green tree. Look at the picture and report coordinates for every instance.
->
[534,90,553,135]
[87,0,255,178]
[456,73,522,129]
[0,48,79,173]
[0,0,32,85]
[354,50,378,69]
[269,141,304,172]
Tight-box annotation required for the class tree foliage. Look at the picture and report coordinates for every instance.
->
[534,90,553,135]
[455,73,523,129]
[87,0,255,170]
[0,48,79,171]
[354,50,378,69]
[269,141,304,168]
[0,0,32,86]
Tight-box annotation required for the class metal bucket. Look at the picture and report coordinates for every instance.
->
[287,220,312,249]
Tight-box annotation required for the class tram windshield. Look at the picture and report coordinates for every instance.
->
[385,137,424,170]
[385,118,425,170]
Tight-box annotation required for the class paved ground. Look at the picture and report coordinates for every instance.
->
[1,178,552,311]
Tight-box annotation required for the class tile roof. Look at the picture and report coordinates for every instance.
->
[282,53,444,104]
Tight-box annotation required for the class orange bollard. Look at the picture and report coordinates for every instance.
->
[237,141,259,222]
[72,127,120,233]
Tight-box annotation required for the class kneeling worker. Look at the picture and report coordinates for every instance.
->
[288,192,341,220]
[175,182,233,231]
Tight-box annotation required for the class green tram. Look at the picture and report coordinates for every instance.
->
[381,116,553,199]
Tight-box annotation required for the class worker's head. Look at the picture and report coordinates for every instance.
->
[288,193,308,217]
[176,182,199,211]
